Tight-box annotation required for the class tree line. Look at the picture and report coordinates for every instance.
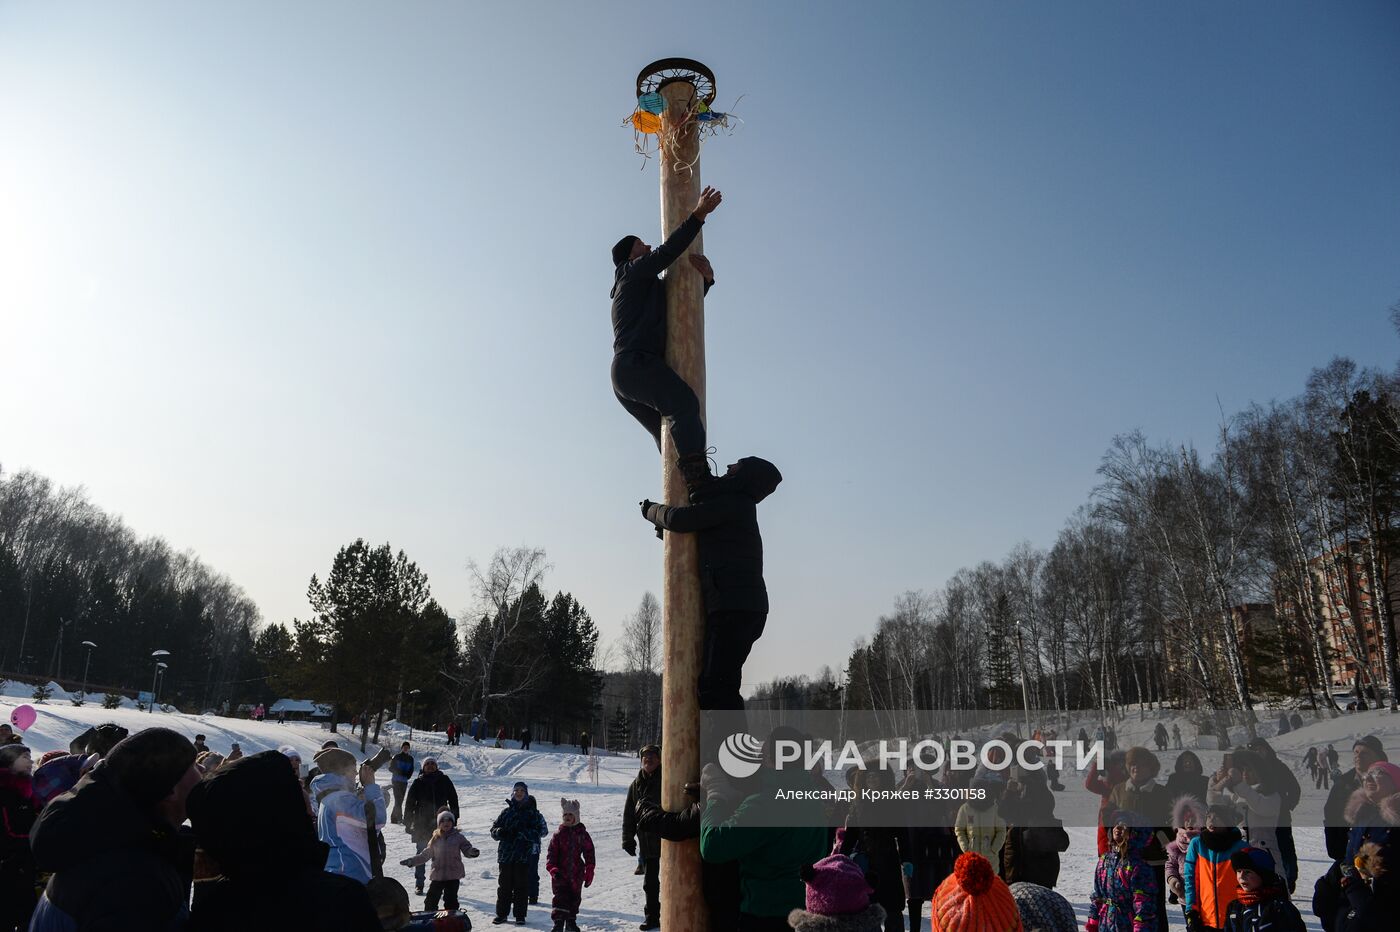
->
[256,543,608,752]
[756,326,1400,737]
[0,468,262,707]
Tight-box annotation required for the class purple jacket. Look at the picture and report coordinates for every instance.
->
[1166,829,1195,894]
[403,828,479,882]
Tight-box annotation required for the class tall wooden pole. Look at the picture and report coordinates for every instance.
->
[658,77,707,932]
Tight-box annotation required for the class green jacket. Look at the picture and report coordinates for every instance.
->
[699,773,829,918]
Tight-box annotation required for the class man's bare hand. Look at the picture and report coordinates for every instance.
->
[693,186,722,219]
[688,254,714,282]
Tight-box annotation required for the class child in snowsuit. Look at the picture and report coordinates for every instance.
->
[491,781,549,924]
[1088,812,1158,932]
[399,809,480,912]
[787,854,886,932]
[611,186,723,492]
[546,798,596,932]
[1184,804,1247,932]
[1221,847,1304,932]
[1166,796,1206,908]
[640,457,782,711]
[1085,751,1129,856]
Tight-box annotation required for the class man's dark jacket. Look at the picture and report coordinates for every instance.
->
[644,457,782,615]
[405,769,460,840]
[1326,768,1364,860]
[29,765,194,931]
[623,766,663,859]
[611,215,706,356]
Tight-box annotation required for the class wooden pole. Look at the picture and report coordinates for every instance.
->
[658,76,707,932]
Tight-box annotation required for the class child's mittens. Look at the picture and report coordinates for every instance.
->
[1085,920,1099,932]
[585,864,595,888]
[398,858,415,867]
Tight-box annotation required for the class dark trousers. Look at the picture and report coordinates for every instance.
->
[390,782,406,823]
[530,853,541,902]
[1151,863,1167,931]
[642,856,660,922]
[612,351,705,456]
[496,862,531,920]
[876,895,904,932]
[1277,825,1298,891]
[426,879,460,911]
[551,875,583,921]
[699,611,767,711]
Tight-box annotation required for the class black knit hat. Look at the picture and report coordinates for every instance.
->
[187,750,319,876]
[612,235,639,266]
[103,727,196,807]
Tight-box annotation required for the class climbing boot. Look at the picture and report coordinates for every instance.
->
[677,453,713,495]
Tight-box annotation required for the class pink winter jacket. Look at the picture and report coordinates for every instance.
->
[1165,829,1195,897]
[404,828,480,882]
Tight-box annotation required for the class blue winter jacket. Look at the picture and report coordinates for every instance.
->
[491,795,548,865]
[390,753,414,786]
[311,772,386,884]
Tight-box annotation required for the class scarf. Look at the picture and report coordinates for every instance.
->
[1234,882,1285,907]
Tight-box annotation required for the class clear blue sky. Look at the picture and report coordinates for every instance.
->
[3,1,1398,687]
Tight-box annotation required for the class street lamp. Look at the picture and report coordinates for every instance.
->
[407,689,422,743]
[149,650,170,713]
[80,641,97,699]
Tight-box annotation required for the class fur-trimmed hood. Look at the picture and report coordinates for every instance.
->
[1171,795,1206,831]
[788,904,887,932]
[1343,788,1400,826]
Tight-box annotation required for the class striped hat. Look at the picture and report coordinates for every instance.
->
[931,852,1022,932]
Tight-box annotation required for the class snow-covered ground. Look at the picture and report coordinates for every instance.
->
[3,682,1393,931]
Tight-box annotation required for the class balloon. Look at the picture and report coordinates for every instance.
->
[10,705,36,731]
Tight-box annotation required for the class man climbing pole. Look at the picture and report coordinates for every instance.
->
[610,185,723,493]
[639,456,782,710]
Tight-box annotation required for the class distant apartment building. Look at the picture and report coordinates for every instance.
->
[1309,539,1394,695]
[1162,602,1280,685]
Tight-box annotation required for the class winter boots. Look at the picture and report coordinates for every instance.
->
[677,453,713,495]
